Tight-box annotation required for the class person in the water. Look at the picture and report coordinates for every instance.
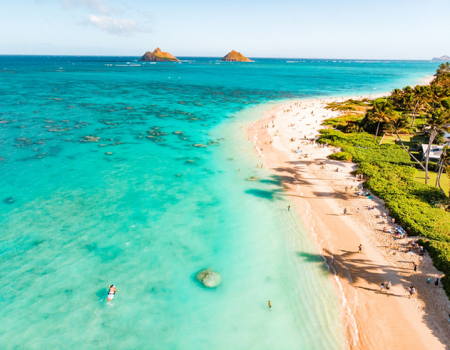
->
[107,284,117,302]
[267,300,272,310]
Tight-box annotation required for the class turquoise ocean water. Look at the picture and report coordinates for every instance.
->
[0,56,437,349]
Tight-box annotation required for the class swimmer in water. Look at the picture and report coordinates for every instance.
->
[267,300,272,310]
[107,284,117,302]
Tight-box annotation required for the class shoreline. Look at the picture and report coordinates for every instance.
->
[247,91,447,349]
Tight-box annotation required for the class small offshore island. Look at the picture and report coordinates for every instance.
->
[432,55,450,61]
[139,48,179,62]
[221,50,252,62]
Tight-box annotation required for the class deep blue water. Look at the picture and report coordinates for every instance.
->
[0,56,437,349]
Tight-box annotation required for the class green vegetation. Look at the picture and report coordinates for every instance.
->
[318,130,412,164]
[329,151,353,161]
[322,115,364,129]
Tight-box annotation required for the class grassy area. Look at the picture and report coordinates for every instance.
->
[415,169,450,195]
[381,134,427,149]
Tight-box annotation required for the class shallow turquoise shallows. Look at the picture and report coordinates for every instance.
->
[0,56,437,349]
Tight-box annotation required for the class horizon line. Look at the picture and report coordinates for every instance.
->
[0,54,443,62]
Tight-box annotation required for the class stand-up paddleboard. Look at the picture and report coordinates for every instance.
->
[107,285,117,302]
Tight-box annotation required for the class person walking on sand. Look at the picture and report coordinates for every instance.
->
[409,286,416,299]
[358,244,363,253]
[386,281,391,294]
[414,264,418,272]
[343,208,347,215]
[380,282,385,292]
[267,300,272,310]
[435,278,440,287]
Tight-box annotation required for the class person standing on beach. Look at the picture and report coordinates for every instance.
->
[358,244,363,253]
[343,208,347,215]
[380,282,385,292]
[386,281,391,294]
[435,278,440,286]
[414,264,418,272]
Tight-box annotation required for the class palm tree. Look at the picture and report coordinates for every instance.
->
[436,145,449,195]
[410,85,433,128]
[434,62,450,86]
[370,99,394,141]
[423,108,450,184]
[387,113,427,172]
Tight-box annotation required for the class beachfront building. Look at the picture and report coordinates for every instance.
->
[420,144,444,162]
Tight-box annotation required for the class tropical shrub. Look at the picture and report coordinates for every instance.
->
[329,152,353,161]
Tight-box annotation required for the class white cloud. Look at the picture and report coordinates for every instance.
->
[61,0,152,36]
[87,15,144,36]
[61,0,111,15]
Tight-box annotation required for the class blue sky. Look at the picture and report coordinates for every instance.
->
[1,0,449,59]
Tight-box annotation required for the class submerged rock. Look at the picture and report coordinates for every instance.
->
[3,196,16,204]
[81,136,100,142]
[246,176,260,181]
[173,131,184,135]
[194,144,207,148]
[196,269,221,288]
[105,152,113,155]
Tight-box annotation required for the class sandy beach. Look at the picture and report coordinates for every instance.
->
[248,94,449,349]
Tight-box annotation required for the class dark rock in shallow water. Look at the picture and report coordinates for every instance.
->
[196,269,221,288]
[4,196,16,204]
[81,136,100,142]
